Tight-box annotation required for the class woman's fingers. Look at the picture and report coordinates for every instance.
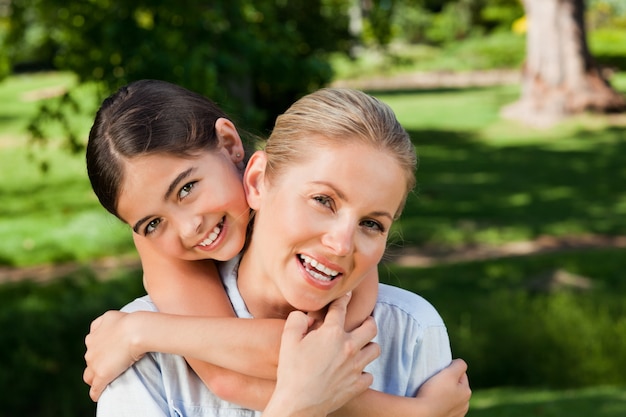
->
[271,293,379,415]
[281,310,313,346]
[322,291,352,328]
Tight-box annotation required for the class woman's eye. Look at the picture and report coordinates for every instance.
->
[313,195,333,209]
[178,182,197,199]
[361,219,384,233]
[145,218,162,235]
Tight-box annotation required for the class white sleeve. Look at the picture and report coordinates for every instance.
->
[96,353,171,417]
[368,284,452,397]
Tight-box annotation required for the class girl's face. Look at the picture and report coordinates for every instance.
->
[116,148,250,262]
[240,139,407,318]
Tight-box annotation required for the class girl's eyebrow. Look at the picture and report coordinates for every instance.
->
[164,167,196,200]
[131,167,196,234]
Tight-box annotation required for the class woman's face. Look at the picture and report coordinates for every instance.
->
[116,149,250,262]
[240,139,407,318]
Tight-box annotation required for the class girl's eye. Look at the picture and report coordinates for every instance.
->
[178,181,197,199]
[313,195,333,209]
[145,218,162,235]
[361,219,385,233]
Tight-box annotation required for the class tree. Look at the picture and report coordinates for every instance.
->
[502,0,625,127]
[4,0,354,153]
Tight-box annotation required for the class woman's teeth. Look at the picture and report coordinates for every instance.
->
[199,222,223,247]
[299,254,339,281]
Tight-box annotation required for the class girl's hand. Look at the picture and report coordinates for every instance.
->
[264,293,380,417]
[83,310,143,401]
[415,359,472,417]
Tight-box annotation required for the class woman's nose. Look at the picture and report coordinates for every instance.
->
[321,220,355,256]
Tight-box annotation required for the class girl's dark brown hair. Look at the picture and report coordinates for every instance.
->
[86,79,237,218]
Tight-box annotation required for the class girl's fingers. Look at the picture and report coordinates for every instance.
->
[89,314,104,332]
[448,358,468,379]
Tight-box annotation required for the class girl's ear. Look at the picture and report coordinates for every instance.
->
[243,151,268,210]
[215,118,245,166]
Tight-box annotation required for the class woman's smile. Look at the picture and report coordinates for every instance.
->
[238,140,407,318]
[297,253,344,290]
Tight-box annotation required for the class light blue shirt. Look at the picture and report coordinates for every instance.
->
[97,257,452,416]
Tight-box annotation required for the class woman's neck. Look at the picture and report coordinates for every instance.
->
[237,244,294,320]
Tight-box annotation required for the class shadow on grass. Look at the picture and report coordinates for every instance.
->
[397,125,626,246]
[0,269,144,416]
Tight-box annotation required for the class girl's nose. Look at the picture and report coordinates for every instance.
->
[178,214,202,240]
[321,220,355,256]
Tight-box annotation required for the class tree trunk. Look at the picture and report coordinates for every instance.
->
[502,0,625,127]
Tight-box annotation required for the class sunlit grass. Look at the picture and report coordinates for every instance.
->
[0,72,133,266]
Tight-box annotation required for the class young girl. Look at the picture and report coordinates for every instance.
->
[84,81,471,416]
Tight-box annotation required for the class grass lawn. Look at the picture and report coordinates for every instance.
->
[468,386,626,417]
[2,71,625,266]
[0,72,134,267]
[378,79,626,249]
[1,69,625,415]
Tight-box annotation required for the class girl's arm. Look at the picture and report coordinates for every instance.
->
[131,234,280,408]
[132,233,379,408]
[85,308,470,417]
[87,235,470,416]
[342,265,378,331]
[332,359,471,417]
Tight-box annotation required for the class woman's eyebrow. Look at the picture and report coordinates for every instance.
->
[312,181,394,220]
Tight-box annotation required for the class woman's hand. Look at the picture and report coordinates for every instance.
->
[415,359,472,417]
[83,310,144,401]
[263,293,380,417]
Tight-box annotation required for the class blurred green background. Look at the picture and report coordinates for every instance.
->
[1,1,625,416]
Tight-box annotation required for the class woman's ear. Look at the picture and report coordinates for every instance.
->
[215,118,245,166]
[243,151,267,210]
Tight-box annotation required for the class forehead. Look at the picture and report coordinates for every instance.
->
[275,142,408,212]
[121,152,195,187]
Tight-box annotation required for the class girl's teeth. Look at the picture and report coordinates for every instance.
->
[200,224,222,247]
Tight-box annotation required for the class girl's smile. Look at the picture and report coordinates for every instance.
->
[116,149,250,262]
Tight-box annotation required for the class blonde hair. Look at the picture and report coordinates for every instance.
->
[265,88,417,216]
